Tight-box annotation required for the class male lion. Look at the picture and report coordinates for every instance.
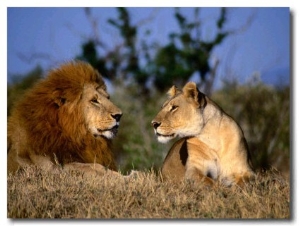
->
[8,61,124,178]
[152,82,254,186]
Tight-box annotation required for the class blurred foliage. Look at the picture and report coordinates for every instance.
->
[7,7,290,175]
[110,84,172,173]
[76,7,230,96]
[152,8,228,92]
[7,66,43,116]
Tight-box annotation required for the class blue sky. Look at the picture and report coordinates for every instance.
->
[7,7,290,89]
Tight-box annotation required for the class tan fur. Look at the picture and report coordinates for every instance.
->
[152,82,254,187]
[7,61,123,178]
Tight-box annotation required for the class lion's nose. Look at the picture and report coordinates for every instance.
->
[111,113,122,122]
[151,121,161,129]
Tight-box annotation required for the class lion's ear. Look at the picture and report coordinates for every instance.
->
[183,82,206,109]
[52,89,66,107]
[167,85,180,98]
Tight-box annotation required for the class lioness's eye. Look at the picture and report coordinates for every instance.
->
[170,105,178,111]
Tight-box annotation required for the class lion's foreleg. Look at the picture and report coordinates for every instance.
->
[62,162,121,177]
[29,153,60,172]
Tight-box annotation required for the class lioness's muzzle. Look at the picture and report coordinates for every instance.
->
[151,121,161,129]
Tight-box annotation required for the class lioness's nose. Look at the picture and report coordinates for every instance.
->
[111,113,122,122]
[151,121,161,129]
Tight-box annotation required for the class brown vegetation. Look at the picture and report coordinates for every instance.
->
[7,166,290,219]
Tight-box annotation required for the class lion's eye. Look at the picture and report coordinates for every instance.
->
[91,98,99,104]
[170,105,178,112]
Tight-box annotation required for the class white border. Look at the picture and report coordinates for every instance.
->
[2,0,297,225]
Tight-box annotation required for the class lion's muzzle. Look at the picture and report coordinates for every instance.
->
[111,113,122,122]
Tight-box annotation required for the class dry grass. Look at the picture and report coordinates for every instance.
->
[7,166,290,219]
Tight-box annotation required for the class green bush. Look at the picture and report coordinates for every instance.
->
[111,83,172,173]
[212,83,290,174]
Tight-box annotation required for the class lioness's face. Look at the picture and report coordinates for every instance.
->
[82,84,122,139]
[152,82,206,143]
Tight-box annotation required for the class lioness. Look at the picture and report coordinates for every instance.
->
[152,82,254,186]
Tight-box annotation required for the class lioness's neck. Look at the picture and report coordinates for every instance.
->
[202,97,223,123]
[195,97,223,149]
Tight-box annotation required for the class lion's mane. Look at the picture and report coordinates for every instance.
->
[8,61,116,172]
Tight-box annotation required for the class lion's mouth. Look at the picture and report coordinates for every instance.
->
[93,125,119,139]
[97,125,119,134]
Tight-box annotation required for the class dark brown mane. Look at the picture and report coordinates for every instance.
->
[8,61,116,169]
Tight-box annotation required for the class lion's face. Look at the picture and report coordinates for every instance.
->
[152,82,207,143]
[81,83,122,139]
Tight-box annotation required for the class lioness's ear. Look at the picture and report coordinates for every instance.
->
[167,85,180,98]
[183,82,207,109]
[183,82,198,100]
